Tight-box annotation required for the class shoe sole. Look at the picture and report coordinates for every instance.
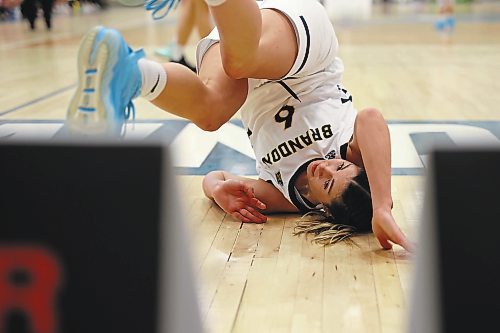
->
[66,26,121,135]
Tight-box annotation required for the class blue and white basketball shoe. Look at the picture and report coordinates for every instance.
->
[66,26,144,135]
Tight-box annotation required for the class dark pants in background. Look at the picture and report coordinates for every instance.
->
[20,0,54,30]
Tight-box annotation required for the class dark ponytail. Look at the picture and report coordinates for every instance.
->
[328,169,372,232]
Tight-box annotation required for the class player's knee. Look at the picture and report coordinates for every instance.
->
[222,61,247,80]
[195,118,225,132]
[222,56,254,80]
[192,90,241,131]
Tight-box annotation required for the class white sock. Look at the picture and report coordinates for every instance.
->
[204,0,227,7]
[138,59,167,101]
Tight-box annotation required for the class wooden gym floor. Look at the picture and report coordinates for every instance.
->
[1,1,500,332]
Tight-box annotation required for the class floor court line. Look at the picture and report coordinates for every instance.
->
[0,84,76,117]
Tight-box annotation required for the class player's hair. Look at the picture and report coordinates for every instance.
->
[293,169,372,246]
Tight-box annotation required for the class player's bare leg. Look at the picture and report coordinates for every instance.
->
[150,0,300,128]
[208,0,297,79]
[66,0,299,134]
[193,0,212,38]
[151,43,248,131]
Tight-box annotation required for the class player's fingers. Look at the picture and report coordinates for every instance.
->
[377,236,393,250]
[246,206,267,222]
[232,212,250,223]
[399,238,416,253]
[390,230,415,253]
[240,208,265,223]
[249,197,266,210]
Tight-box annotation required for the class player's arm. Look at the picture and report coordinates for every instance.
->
[346,108,414,252]
[202,170,299,223]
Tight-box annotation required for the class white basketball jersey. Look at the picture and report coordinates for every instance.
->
[196,0,357,210]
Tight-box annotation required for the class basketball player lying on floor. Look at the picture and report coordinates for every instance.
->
[66,0,413,251]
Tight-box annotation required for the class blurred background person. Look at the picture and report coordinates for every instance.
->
[20,0,54,30]
[435,0,456,42]
[155,0,212,72]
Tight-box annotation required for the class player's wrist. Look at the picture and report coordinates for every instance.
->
[371,195,394,211]
[372,204,393,215]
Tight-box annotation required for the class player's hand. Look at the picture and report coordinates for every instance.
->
[371,208,414,252]
[212,179,267,223]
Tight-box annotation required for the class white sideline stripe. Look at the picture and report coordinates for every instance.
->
[0,124,63,139]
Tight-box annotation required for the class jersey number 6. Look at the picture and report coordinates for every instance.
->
[275,105,295,130]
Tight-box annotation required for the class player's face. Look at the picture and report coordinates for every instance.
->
[306,159,360,205]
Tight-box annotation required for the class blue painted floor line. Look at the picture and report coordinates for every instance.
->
[2,119,500,176]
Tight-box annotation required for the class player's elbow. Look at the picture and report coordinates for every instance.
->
[355,108,388,134]
[357,108,384,125]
